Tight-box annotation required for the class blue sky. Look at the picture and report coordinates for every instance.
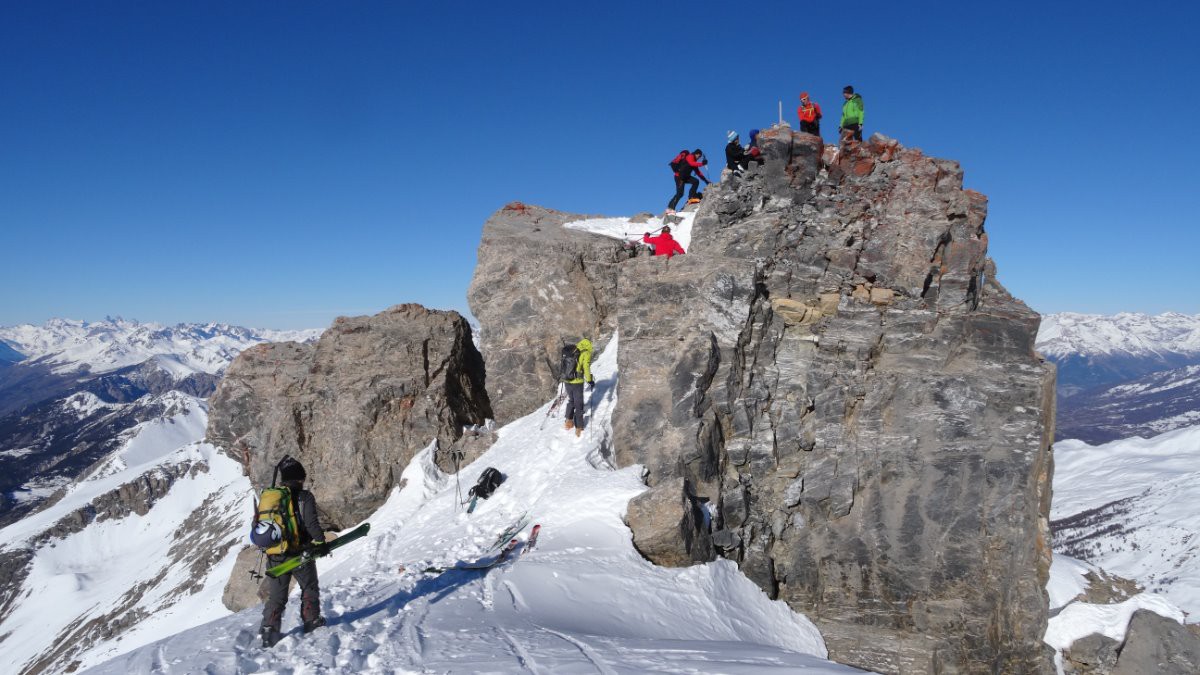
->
[2,1,1197,329]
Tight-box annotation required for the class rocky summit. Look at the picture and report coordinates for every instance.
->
[469,130,1056,673]
[206,304,491,529]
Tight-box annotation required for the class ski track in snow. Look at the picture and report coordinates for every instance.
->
[87,334,864,674]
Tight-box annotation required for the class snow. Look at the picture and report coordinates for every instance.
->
[1037,312,1200,359]
[1051,425,1200,614]
[0,317,321,376]
[1046,553,1098,611]
[86,334,865,674]
[0,396,251,674]
[563,210,697,252]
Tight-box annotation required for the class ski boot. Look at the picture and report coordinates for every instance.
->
[564,419,574,431]
[261,627,282,648]
[303,616,327,634]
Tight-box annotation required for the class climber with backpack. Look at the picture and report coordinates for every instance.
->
[559,338,595,437]
[667,148,709,212]
[254,455,327,648]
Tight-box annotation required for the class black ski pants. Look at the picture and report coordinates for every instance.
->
[668,174,700,210]
[262,555,320,631]
[800,120,820,136]
[565,382,586,430]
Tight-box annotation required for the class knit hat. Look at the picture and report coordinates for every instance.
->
[727,130,738,142]
[800,91,809,100]
[278,455,307,483]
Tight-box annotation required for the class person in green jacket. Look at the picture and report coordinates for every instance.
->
[840,85,865,143]
[563,338,595,437]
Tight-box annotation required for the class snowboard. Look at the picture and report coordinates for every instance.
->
[265,522,371,578]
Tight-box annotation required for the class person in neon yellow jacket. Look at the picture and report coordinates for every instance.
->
[840,85,865,143]
[563,338,594,437]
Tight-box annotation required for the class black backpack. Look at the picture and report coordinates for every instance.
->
[669,150,688,173]
[469,467,503,500]
[558,344,581,381]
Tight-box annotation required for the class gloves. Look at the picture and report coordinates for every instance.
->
[306,541,330,557]
[587,381,595,392]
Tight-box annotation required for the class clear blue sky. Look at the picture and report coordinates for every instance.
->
[2,1,1197,329]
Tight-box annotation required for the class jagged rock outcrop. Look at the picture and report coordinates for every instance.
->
[1111,610,1200,674]
[468,203,628,423]
[206,304,492,528]
[468,131,1055,673]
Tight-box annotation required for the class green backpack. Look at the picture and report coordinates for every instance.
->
[249,458,302,555]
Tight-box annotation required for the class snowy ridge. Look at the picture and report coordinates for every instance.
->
[0,317,320,376]
[1037,312,1200,359]
[0,396,250,673]
[1050,425,1200,615]
[88,335,864,674]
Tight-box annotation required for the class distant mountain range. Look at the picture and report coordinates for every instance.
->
[0,318,320,524]
[1037,312,1200,443]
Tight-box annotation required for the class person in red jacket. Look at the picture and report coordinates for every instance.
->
[667,149,709,212]
[797,92,822,136]
[643,226,686,258]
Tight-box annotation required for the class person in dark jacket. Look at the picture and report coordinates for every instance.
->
[643,225,686,258]
[725,131,747,172]
[261,457,327,648]
[667,149,709,211]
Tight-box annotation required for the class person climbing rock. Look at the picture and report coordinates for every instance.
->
[667,149,708,211]
[725,131,764,175]
[797,91,822,136]
[840,85,864,143]
[563,338,595,438]
[261,457,327,648]
[643,225,686,258]
[725,131,748,173]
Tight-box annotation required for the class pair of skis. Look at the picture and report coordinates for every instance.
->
[399,519,541,575]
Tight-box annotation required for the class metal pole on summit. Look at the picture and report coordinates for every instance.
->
[778,100,783,126]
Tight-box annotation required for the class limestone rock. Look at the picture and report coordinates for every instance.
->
[1064,633,1120,673]
[222,546,270,612]
[1112,610,1200,675]
[625,477,714,567]
[206,304,492,529]
[469,130,1055,673]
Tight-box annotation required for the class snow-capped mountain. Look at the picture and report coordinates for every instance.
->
[0,318,320,524]
[0,317,320,378]
[4,336,863,675]
[1037,312,1200,398]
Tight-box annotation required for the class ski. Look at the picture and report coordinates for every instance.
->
[265,522,371,578]
[489,512,529,551]
[399,523,541,575]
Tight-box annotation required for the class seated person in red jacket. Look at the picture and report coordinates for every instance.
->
[643,226,686,258]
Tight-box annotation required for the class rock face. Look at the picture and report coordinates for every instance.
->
[206,304,492,528]
[625,477,714,567]
[468,202,629,423]
[468,131,1055,673]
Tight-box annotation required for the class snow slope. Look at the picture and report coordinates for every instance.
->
[0,396,250,674]
[1050,425,1200,615]
[89,335,865,674]
[564,210,697,252]
[0,317,320,376]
